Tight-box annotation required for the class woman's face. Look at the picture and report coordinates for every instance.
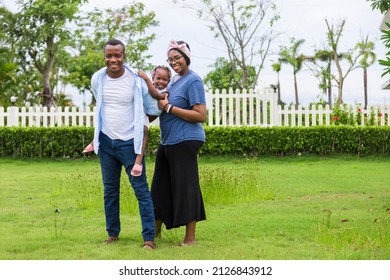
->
[167,50,188,75]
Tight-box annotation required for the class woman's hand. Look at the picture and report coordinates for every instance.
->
[158,94,169,111]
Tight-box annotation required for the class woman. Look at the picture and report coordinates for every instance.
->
[151,39,207,246]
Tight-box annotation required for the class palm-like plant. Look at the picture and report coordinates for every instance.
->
[309,48,347,108]
[271,62,281,105]
[279,37,306,108]
[54,93,73,107]
[368,0,390,13]
[355,36,376,109]
[314,49,334,106]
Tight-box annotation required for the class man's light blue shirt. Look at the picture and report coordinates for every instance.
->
[91,63,161,155]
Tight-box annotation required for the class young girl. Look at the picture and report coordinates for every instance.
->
[82,65,171,177]
[131,66,171,176]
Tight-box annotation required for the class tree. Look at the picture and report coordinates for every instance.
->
[313,49,334,106]
[355,36,376,109]
[0,6,18,105]
[367,0,390,13]
[204,57,256,91]
[304,46,339,107]
[66,2,158,103]
[0,5,42,107]
[0,47,18,106]
[368,1,390,77]
[174,0,279,89]
[11,0,86,108]
[279,37,306,108]
[65,38,106,101]
[325,18,362,104]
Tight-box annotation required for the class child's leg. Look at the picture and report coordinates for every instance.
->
[131,126,148,176]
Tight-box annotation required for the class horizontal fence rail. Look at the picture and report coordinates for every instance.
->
[1,88,389,127]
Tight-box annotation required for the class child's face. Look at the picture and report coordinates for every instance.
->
[153,69,170,90]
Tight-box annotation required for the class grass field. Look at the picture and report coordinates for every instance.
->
[0,155,389,260]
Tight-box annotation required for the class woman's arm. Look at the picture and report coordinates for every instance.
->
[158,95,207,123]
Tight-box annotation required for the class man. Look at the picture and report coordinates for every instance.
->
[91,39,160,249]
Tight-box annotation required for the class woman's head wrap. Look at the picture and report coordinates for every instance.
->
[167,39,191,65]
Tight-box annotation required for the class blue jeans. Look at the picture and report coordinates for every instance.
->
[98,132,155,241]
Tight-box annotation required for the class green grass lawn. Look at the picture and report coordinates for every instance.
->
[0,155,389,260]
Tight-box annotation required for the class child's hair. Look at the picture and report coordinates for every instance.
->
[151,65,172,80]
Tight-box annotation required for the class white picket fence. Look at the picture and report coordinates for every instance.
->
[277,104,390,126]
[1,88,389,127]
[206,88,279,126]
[0,106,96,127]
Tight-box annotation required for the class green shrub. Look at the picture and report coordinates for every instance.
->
[0,127,93,158]
[202,126,390,156]
[0,125,389,158]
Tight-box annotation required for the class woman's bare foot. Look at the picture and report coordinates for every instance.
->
[179,240,197,247]
[181,220,197,246]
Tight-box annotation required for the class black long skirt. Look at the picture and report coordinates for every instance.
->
[151,140,206,230]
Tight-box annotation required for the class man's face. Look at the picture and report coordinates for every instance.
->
[104,44,125,78]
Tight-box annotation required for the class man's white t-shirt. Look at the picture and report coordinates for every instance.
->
[101,69,135,141]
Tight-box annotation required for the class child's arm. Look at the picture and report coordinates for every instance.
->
[138,69,165,100]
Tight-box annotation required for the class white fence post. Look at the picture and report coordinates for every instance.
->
[297,105,303,127]
[276,104,282,126]
[7,106,19,126]
[228,88,234,126]
[0,107,4,126]
[206,89,213,126]
[325,104,331,126]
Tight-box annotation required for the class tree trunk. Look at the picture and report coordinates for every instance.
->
[363,68,368,110]
[242,63,248,89]
[335,54,343,104]
[277,73,281,105]
[294,72,299,108]
[294,74,299,109]
[337,78,343,105]
[42,72,54,108]
[42,35,56,108]
[327,63,332,108]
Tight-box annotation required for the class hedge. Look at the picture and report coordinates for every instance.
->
[202,126,390,156]
[0,126,389,158]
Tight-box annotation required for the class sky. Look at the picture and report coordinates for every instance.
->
[3,0,388,107]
